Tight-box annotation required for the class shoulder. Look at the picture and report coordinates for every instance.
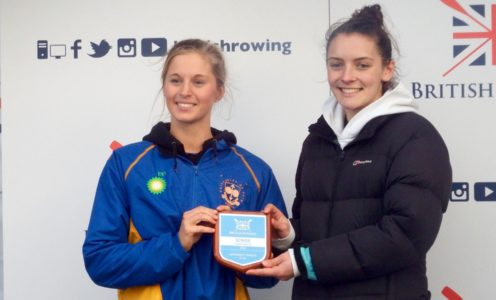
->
[300,116,336,158]
[113,140,155,157]
[381,113,450,161]
[229,145,273,172]
[388,112,438,132]
[382,112,446,143]
[109,140,157,167]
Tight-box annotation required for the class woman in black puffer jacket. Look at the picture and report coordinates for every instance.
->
[247,4,452,300]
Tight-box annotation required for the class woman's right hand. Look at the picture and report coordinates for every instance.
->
[263,203,290,239]
[178,206,218,252]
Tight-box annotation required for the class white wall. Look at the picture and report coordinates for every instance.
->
[1,0,495,299]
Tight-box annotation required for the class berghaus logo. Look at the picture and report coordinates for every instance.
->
[442,0,496,76]
[352,160,372,166]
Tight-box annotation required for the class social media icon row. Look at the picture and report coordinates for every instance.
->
[450,182,496,202]
[37,38,167,59]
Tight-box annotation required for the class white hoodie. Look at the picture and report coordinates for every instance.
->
[322,82,419,149]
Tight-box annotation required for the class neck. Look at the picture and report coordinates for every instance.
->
[170,122,213,153]
[344,109,355,123]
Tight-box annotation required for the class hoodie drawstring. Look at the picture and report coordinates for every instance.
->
[171,141,178,171]
[212,139,219,162]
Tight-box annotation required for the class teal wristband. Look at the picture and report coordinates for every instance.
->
[300,247,317,281]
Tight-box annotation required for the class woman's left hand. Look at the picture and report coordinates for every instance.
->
[245,251,294,281]
[216,205,232,212]
[263,203,291,240]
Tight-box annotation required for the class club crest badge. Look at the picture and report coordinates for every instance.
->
[220,179,245,207]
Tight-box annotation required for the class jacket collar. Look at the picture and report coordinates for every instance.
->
[142,122,237,157]
[309,114,394,148]
[321,83,418,149]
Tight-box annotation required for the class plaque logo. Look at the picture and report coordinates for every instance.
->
[234,218,252,231]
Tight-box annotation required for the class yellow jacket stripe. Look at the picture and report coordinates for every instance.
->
[230,146,261,192]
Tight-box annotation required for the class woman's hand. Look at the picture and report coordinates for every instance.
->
[178,206,218,252]
[263,203,290,239]
[216,204,232,213]
[245,251,294,281]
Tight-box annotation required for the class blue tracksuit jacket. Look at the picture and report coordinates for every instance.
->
[83,123,287,300]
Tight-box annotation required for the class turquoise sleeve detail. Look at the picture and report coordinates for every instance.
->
[300,247,317,281]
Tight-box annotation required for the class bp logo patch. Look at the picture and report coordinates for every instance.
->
[147,176,166,195]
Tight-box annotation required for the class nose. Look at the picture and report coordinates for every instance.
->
[341,65,355,82]
[179,81,192,96]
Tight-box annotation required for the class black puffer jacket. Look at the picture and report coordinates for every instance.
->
[291,113,452,300]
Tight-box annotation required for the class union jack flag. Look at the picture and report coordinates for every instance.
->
[442,0,496,76]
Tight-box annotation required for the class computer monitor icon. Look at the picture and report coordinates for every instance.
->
[50,44,66,59]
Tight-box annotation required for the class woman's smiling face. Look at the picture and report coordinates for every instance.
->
[163,52,224,128]
[327,32,394,120]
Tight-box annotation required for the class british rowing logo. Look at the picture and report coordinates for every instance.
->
[442,0,496,76]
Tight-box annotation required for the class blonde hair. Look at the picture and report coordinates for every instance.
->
[161,39,226,90]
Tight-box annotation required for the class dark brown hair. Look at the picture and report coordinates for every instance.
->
[326,4,398,90]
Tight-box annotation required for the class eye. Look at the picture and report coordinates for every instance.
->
[328,62,342,70]
[193,80,206,86]
[168,77,181,85]
[357,63,370,70]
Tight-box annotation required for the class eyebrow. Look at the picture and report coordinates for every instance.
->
[167,73,208,78]
[327,56,373,61]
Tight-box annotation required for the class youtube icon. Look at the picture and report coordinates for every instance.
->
[141,38,167,57]
[474,182,496,201]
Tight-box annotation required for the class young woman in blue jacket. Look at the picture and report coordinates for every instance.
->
[248,5,452,299]
[83,39,288,300]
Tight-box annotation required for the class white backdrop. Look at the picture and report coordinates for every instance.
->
[1,0,495,299]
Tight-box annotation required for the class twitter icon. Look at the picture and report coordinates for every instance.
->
[88,39,111,58]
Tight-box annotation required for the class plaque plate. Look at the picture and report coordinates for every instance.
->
[214,211,271,272]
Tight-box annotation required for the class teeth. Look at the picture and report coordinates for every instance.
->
[341,88,360,94]
[177,102,194,108]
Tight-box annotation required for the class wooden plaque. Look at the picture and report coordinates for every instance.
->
[214,211,271,272]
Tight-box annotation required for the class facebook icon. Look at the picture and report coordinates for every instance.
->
[474,182,496,201]
[71,39,82,59]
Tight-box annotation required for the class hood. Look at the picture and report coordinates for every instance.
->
[322,82,418,149]
[142,122,237,157]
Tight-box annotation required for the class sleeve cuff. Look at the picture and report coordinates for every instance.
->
[288,248,300,277]
[272,221,295,250]
[300,247,317,281]
[293,245,317,281]
[171,233,190,261]
[293,245,307,278]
